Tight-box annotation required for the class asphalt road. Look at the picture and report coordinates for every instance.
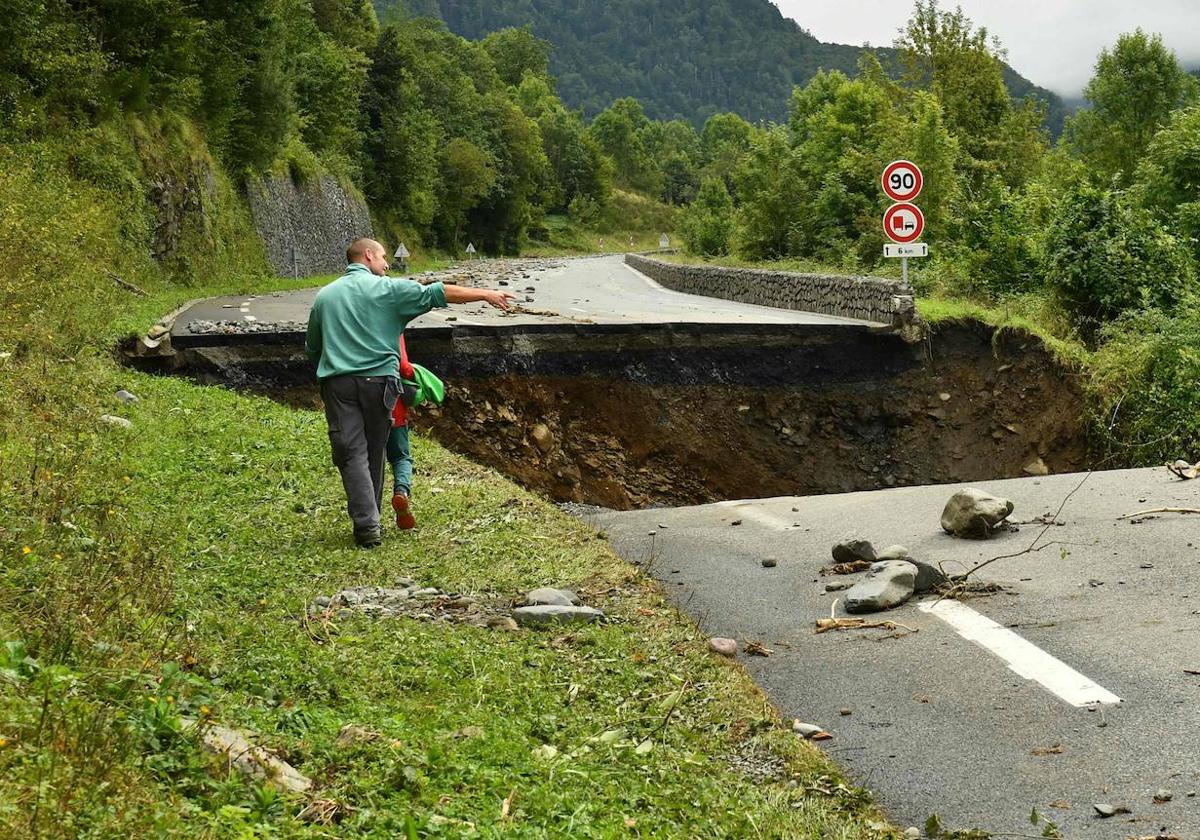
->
[168,255,869,345]
[589,467,1200,838]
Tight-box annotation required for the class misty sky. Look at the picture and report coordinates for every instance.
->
[772,1,1200,96]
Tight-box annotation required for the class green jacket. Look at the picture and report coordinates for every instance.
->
[305,264,447,379]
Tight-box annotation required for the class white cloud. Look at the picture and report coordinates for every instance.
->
[773,0,1200,95]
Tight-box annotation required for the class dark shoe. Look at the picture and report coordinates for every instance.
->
[354,526,382,548]
[392,491,416,530]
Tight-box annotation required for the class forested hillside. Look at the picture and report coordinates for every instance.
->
[382,0,1068,134]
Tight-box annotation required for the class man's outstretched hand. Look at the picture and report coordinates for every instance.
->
[480,289,516,310]
[443,284,517,310]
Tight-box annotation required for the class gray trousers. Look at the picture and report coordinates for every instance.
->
[320,375,400,533]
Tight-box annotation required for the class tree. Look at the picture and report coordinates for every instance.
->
[1067,30,1199,184]
[681,177,734,255]
[482,26,552,88]
[895,0,1044,185]
[1135,105,1200,262]
[587,98,657,192]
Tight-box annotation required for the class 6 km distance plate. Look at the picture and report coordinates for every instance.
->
[884,243,928,258]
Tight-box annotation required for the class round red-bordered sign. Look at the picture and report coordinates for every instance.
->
[883,202,925,244]
[881,160,923,203]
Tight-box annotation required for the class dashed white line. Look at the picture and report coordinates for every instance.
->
[918,599,1121,708]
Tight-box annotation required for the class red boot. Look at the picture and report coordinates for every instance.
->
[392,491,416,530]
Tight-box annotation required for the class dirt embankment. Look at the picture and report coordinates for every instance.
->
[410,322,1087,510]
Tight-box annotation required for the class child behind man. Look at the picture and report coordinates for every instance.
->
[388,334,417,529]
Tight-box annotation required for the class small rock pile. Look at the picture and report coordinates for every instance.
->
[307,581,605,629]
[828,540,948,614]
[821,487,1016,614]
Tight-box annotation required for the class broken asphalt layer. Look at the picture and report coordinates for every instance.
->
[589,467,1200,838]
[166,255,875,349]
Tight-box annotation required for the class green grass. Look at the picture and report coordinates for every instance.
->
[0,148,895,836]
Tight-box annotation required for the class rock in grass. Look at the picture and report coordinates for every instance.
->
[940,488,1014,539]
[486,616,519,631]
[708,637,737,657]
[115,389,140,404]
[513,605,603,627]
[525,587,579,607]
[832,538,876,564]
[844,561,917,614]
[99,414,132,429]
[184,719,311,793]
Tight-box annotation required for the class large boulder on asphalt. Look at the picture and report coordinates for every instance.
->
[513,605,603,627]
[940,488,1014,539]
[831,538,876,564]
[844,561,917,614]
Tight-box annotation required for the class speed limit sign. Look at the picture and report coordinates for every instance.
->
[882,160,923,203]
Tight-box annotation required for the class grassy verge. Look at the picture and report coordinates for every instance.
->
[2,262,895,836]
[525,191,679,257]
[655,251,901,280]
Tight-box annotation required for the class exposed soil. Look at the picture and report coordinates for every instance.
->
[410,322,1088,510]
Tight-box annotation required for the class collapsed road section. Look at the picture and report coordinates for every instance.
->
[127,255,1089,509]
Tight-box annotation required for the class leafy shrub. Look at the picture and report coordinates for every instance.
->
[1089,305,1200,462]
[1042,186,1195,339]
[681,178,734,256]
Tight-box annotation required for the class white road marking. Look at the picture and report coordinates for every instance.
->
[918,599,1121,707]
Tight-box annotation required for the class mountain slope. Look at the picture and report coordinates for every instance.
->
[382,0,1066,133]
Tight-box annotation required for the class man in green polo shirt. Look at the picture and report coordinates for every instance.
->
[306,238,513,547]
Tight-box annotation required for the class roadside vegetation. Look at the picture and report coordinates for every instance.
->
[671,2,1200,467]
[0,4,894,837]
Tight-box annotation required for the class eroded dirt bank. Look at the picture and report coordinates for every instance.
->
[149,320,1087,511]
[408,322,1087,509]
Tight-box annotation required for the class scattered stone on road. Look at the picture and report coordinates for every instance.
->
[1093,803,1117,818]
[941,487,1015,538]
[761,558,777,568]
[99,414,132,429]
[1155,788,1174,803]
[832,538,877,564]
[708,637,738,657]
[909,559,949,593]
[513,605,604,627]
[844,561,917,613]
[792,720,831,740]
[876,544,911,561]
[825,580,854,592]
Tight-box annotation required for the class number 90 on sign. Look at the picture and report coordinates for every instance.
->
[881,160,923,203]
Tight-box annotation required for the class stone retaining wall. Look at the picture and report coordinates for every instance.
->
[625,254,923,339]
[247,173,373,277]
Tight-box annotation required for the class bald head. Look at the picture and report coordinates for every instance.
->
[347,238,389,276]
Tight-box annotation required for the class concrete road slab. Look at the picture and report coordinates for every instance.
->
[589,468,1200,838]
